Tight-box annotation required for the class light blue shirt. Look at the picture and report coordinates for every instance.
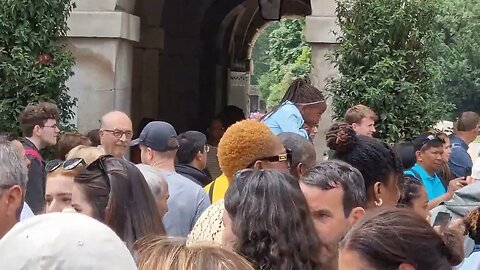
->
[161,170,211,237]
[262,101,309,139]
[454,246,480,269]
[405,163,446,201]
[20,202,35,221]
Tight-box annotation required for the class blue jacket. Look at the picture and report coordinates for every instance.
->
[262,101,309,139]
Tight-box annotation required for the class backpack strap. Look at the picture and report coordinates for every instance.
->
[25,149,43,163]
[208,180,216,203]
[407,168,422,181]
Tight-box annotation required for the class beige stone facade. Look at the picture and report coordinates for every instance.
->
[66,0,339,157]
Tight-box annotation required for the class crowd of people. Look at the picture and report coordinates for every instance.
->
[1,78,480,269]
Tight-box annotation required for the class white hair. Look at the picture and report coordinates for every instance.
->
[0,139,28,190]
[135,164,167,199]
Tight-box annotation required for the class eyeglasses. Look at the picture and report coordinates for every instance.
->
[204,145,210,153]
[246,149,292,168]
[46,158,86,172]
[43,124,59,129]
[103,129,133,139]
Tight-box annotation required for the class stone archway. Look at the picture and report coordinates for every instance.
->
[66,0,338,156]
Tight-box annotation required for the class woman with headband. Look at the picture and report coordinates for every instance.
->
[262,78,327,140]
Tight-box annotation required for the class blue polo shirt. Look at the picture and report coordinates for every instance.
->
[262,101,309,139]
[449,134,472,178]
[405,163,446,201]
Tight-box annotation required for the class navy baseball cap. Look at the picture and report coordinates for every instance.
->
[130,121,179,152]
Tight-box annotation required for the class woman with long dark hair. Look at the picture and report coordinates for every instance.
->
[223,170,322,270]
[72,155,165,251]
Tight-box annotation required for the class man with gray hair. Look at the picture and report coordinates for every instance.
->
[278,132,316,178]
[0,139,28,239]
[136,164,169,218]
[300,160,366,270]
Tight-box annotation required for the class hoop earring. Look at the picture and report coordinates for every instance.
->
[374,198,383,207]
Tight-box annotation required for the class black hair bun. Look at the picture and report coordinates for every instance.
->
[326,122,357,154]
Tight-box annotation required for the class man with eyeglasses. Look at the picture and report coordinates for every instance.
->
[175,131,212,187]
[99,111,133,158]
[0,139,28,239]
[19,102,60,214]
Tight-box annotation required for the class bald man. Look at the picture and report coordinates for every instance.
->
[278,132,317,179]
[99,111,133,158]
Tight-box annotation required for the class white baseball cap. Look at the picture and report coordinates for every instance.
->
[0,212,137,270]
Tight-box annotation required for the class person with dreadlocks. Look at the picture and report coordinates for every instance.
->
[326,122,403,211]
[262,78,327,139]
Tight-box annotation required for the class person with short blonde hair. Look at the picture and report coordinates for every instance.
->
[135,236,254,270]
[344,104,378,137]
[66,145,105,165]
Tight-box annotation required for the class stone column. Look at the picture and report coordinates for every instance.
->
[306,0,340,160]
[66,0,140,132]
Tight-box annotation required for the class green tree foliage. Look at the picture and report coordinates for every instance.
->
[434,0,480,117]
[257,19,311,108]
[0,0,76,134]
[251,22,279,85]
[327,0,453,142]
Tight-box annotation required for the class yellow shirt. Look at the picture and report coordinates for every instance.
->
[204,174,229,203]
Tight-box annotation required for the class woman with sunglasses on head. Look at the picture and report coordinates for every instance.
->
[44,158,85,213]
[72,155,165,251]
[223,170,322,270]
[406,132,467,209]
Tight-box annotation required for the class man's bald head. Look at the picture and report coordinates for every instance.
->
[99,111,133,158]
[278,132,316,178]
[101,111,132,129]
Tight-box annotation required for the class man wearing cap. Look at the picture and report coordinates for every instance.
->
[131,121,211,237]
[0,139,28,239]
[175,131,212,187]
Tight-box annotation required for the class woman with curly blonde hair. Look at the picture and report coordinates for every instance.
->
[135,236,254,270]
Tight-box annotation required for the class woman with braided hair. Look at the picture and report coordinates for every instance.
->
[262,78,327,139]
[326,122,403,210]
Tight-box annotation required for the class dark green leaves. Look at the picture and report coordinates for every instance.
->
[0,0,75,134]
[328,0,453,142]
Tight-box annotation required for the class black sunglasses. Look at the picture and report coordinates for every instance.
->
[246,149,292,168]
[45,158,86,173]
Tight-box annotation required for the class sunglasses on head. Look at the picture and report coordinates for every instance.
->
[421,134,445,145]
[86,155,126,186]
[246,149,292,168]
[45,158,86,173]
